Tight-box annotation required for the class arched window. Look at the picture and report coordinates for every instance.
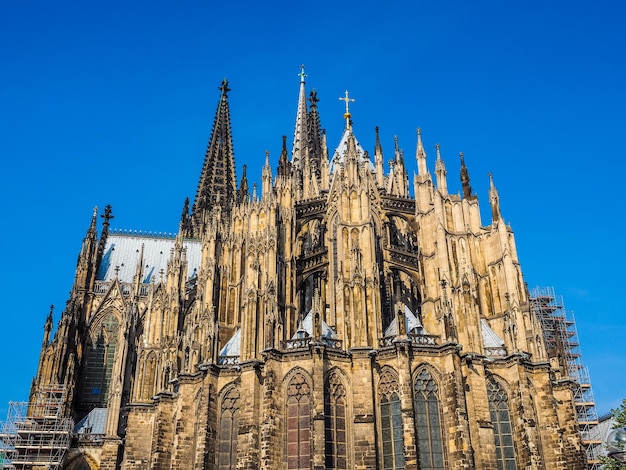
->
[218,386,240,470]
[378,370,405,470]
[80,313,119,409]
[286,372,311,469]
[414,369,444,469]
[488,378,517,470]
[325,371,347,469]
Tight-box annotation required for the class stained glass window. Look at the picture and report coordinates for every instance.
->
[414,369,444,469]
[287,372,311,469]
[488,378,517,470]
[378,371,405,470]
[325,371,347,469]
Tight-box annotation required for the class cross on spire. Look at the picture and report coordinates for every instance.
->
[298,64,306,83]
[339,90,355,129]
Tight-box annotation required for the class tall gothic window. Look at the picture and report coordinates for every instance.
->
[218,386,240,470]
[378,371,405,470]
[80,313,119,408]
[325,371,347,469]
[414,369,444,469]
[488,378,517,470]
[286,372,311,469]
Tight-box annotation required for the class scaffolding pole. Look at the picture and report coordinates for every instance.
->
[0,385,73,470]
[530,287,599,470]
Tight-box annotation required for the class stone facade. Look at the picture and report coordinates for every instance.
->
[33,69,585,469]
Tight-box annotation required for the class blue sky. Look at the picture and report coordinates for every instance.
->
[1,1,625,418]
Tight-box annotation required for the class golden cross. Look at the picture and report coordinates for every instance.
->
[339,90,355,116]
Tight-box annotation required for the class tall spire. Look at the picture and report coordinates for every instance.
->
[191,79,237,232]
[416,128,428,176]
[292,65,308,167]
[435,144,448,195]
[489,172,501,223]
[307,89,323,182]
[459,152,473,199]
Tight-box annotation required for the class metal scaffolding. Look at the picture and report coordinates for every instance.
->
[0,385,73,470]
[530,286,600,470]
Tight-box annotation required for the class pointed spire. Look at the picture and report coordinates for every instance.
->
[307,89,323,182]
[191,79,237,233]
[43,305,54,344]
[435,144,448,195]
[374,126,385,187]
[180,197,191,236]
[489,172,501,223]
[292,65,308,167]
[97,205,113,264]
[262,150,273,197]
[459,152,473,199]
[238,164,249,203]
[416,128,428,176]
[278,135,290,177]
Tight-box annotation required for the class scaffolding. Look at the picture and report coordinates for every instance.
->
[0,385,73,470]
[530,287,600,470]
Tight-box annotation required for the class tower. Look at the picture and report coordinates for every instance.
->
[19,68,586,470]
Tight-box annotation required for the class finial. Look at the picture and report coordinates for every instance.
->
[436,144,441,161]
[265,150,270,166]
[298,65,306,83]
[460,152,465,165]
[489,172,495,188]
[218,79,231,96]
[309,89,319,106]
[339,90,355,128]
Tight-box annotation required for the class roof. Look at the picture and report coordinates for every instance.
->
[74,407,107,435]
[96,233,202,283]
[329,128,375,173]
[292,310,337,339]
[480,318,505,348]
[384,305,427,336]
[219,328,241,358]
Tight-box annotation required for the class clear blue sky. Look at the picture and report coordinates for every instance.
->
[1,1,625,418]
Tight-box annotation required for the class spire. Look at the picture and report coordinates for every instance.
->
[238,164,249,203]
[191,79,237,232]
[43,305,54,345]
[416,128,428,176]
[97,205,114,264]
[278,135,290,177]
[262,150,273,197]
[489,172,501,223]
[374,126,384,187]
[292,65,308,167]
[307,89,323,182]
[435,144,448,195]
[459,152,473,199]
[180,197,191,236]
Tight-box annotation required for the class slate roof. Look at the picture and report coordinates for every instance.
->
[96,233,202,283]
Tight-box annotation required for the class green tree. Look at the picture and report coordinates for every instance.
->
[600,399,626,469]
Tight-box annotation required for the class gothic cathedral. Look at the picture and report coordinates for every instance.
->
[33,68,585,469]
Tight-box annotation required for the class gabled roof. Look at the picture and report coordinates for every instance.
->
[219,328,241,358]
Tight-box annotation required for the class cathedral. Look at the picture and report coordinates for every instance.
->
[28,67,586,469]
